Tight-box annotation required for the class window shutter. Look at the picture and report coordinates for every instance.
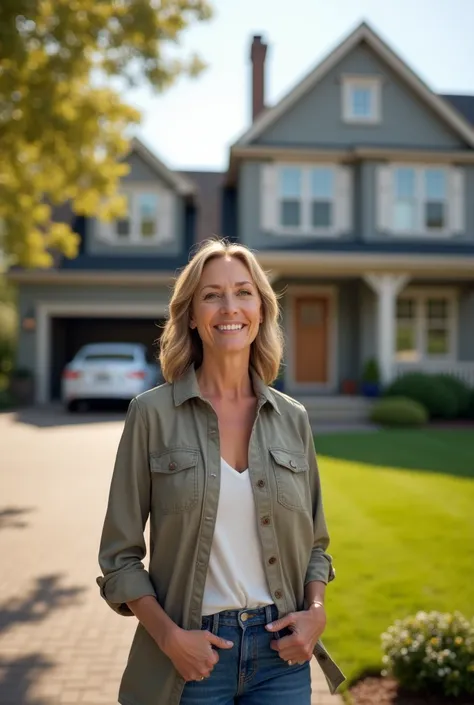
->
[334,166,353,233]
[376,165,392,232]
[449,167,465,235]
[159,190,175,242]
[260,163,278,231]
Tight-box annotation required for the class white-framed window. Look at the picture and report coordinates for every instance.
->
[396,291,457,362]
[378,165,465,237]
[342,76,382,124]
[98,185,175,244]
[261,163,352,236]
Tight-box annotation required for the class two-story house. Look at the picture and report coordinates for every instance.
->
[224,22,474,401]
[9,22,474,410]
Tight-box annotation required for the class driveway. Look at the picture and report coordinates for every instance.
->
[0,407,341,705]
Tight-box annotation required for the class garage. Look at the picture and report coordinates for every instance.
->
[49,316,165,400]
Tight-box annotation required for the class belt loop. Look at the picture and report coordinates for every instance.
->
[211,612,219,635]
[265,604,273,626]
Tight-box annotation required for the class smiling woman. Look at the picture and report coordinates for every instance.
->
[96,237,345,705]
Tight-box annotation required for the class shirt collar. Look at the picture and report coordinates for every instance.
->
[173,364,280,415]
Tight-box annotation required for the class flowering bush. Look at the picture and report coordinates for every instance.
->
[381,611,474,697]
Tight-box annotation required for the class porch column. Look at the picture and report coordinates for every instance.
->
[363,273,410,384]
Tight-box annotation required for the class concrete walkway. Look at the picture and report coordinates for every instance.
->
[0,407,343,704]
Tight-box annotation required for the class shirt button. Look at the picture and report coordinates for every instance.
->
[261,516,271,526]
[268,556,277,565]
[168,462,177,471]
[289,460,297,468]
[274,590,283,600]
[257,479,265,488]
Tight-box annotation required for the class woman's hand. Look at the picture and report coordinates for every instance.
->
[161,626,234,682]
[265,604,327,664]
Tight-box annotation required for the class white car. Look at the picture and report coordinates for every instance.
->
[61,342,161,411]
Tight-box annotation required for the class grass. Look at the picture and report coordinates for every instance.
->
[314,429,474,687]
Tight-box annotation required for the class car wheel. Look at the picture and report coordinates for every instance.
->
[66,400,78,413]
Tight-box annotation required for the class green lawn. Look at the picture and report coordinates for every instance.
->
[314,429,474,686]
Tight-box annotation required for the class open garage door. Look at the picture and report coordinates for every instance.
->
[50,317,164,400]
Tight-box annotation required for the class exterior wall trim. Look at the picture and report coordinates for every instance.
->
[234,23,474,148]
[257,252,474,278]
[130,137,196,196]
[8,271,176,286]
[35,301,168,405]
[284,285,338,394]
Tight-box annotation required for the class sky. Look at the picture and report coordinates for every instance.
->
[124,0,474,172]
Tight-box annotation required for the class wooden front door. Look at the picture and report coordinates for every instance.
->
[294,296,329,384]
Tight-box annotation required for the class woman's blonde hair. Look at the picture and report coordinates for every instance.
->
[159,238,283,384]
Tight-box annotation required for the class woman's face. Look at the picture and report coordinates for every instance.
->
[190,256,262,358]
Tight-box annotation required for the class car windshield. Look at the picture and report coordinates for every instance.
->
[83,353,135,362]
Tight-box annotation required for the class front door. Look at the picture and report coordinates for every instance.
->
[293,296,329,384]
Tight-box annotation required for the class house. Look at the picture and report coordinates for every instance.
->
[8,21,474,410]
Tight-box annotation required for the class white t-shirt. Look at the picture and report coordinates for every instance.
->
[201,457,274,616]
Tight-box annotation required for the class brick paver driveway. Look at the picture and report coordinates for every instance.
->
[0,406,342,705]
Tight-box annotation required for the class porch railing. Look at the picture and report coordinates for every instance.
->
[394,361,474,387]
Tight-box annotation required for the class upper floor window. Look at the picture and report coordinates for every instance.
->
[98,185,175,245]
[342,76,381,124]
[378,165,464,237]
[115,190,160,241]
[263,164,351,236]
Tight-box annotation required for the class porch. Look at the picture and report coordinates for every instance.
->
[269,265,474,401]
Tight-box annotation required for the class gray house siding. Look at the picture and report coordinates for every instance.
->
[237,159,474,250]
[254,43,467,150]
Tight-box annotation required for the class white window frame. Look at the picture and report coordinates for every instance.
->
[391,165,450,237]
[395,288,458,363]
[342,75,382,124]
[276,164,338,237]
[97,183,174,245]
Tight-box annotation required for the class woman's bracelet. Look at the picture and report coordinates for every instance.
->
[308,600,324,610]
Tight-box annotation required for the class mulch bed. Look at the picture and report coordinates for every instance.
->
[348,676,474,705]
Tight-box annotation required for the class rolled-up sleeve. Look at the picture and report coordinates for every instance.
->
[96,398,157,615]
[301,409,336,586]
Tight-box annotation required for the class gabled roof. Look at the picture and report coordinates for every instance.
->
[234,22,474,148]
[130,137,196,196]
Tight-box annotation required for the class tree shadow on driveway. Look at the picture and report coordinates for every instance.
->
[0,574,85,635]
[0,507,35,531]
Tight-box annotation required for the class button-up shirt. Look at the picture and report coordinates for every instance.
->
[97,365,345,705]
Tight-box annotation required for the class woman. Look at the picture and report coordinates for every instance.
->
[97,239,345,705]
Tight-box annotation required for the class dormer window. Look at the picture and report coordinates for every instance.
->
[342,76,381,124]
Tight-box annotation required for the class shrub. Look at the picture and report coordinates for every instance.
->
[362,358,380,384]
[384,372,458,419]
[467,390,474,420]
[433,374,472,418]
[370,396,428,427]
[381,610,474,698]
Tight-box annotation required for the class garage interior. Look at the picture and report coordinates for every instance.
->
[50,317,165,400]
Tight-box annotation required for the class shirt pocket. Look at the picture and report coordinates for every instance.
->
[149,448,199,515]
[269,448,309,513]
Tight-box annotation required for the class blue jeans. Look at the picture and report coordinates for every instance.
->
[179,604,311,705]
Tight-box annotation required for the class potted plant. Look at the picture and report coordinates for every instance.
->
[341,378,357,395]
[361,358,381,398]
[8,367,34,406]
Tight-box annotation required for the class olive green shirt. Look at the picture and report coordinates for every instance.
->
[97,365,345,705]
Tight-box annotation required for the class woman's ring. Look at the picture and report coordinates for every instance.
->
[287,660,293,666]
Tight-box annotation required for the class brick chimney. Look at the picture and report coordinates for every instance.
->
[250,35,268,122]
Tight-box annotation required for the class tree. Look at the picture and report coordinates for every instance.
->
[0,0,212,268]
